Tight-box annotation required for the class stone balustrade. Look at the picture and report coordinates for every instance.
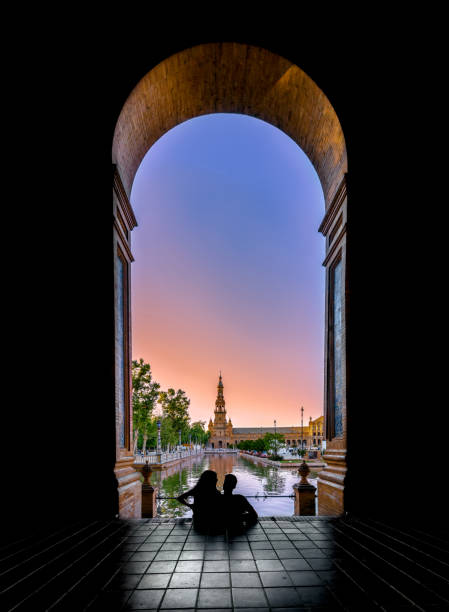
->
[134,447,204,465]
[204,448,238,453]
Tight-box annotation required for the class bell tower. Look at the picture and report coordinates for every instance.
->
[210,372,232,448]
[214,372,226,422]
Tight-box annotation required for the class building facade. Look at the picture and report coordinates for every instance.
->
[207,375,324,449]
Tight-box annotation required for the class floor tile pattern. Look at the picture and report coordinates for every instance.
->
[1,515,448,610]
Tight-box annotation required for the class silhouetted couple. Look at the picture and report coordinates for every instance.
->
[176,470,258,535]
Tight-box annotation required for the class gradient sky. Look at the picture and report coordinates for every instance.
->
[130,113,325,427]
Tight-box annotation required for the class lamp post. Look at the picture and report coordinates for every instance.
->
[301,406,304,456]
[274,419,277,458]
[156,419,161,455]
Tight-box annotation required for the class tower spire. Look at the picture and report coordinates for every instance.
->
[215,371,225,412]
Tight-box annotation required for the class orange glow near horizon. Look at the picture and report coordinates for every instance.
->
[131,114,325,428]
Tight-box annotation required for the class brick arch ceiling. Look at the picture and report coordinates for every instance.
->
[112,43,347,208]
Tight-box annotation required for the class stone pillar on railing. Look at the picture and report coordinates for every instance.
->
[293,460,316,516]
[141,460,158,518]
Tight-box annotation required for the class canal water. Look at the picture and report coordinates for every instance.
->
[151,452,318,518]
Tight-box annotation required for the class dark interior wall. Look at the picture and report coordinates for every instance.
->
[3,18,445,534]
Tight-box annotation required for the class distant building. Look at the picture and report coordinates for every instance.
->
[207,374,324,449]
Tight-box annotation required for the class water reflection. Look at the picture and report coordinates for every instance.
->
[151,453,312,517]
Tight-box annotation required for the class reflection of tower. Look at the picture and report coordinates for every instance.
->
[208,453,235,489]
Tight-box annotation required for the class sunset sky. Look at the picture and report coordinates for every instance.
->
[130,113,325,427]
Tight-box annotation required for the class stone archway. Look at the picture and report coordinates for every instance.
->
[112,42,348,517]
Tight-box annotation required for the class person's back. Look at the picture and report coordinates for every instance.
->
[222,474,258,534]
[191,488,223,533]
[176,469,225,534]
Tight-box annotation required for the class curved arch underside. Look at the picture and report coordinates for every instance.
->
[112,43,347,208]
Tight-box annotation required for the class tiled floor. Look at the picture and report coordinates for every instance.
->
[1,515,449,610]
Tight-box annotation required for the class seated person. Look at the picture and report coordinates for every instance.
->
[222,473,258,533]
[176,469,225,534]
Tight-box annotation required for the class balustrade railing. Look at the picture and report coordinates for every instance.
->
[134,447,204,465]
[204,448,238,453]
[156,494,295,500]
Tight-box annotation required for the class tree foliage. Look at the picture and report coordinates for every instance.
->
[160,416,178,448]
[263,432,285,455]
[132,359,161,453]
[189,420,210,445]
[236,432,285,456]
[132,359,208,453]
[158,388,191,439]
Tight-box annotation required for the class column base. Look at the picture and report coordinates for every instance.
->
[114,456,142,518]
[142,485,158,518]
[317,448,346,516]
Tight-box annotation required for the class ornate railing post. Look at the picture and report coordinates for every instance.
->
[293,460,316,516]
[141,460,158,518]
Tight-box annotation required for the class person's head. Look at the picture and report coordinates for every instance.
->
[193,470,218,494]
[223,473,237,493]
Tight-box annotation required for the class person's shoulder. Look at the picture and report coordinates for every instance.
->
[233,494,251,506]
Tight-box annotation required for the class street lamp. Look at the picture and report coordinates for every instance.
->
[156,419,161,454]
[274,419,277,457]
[300,406,304,456]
